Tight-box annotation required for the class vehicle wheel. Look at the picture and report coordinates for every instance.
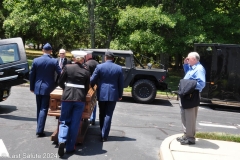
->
[132,79,156,103]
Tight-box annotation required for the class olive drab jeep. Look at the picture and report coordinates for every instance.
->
[79,49,168,103]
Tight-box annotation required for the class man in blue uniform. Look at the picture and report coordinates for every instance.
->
[90,51,124,142]
[30,43,61,137]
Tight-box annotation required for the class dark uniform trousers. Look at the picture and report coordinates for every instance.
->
[99,101,117,139]
[57,63,90,152]
[36,95,50,134]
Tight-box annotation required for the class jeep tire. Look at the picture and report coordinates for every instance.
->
[132,79,157,103]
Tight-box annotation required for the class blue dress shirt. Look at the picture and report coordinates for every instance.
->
[183,62,206,92]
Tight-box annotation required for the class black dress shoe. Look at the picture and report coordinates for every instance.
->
[180,139,195,145]
[58,143,65,157]
[36,132,46,137]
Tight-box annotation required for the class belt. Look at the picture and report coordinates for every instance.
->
[65,83,85,88]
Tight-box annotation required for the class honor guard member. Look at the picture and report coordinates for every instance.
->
[30,43,61,137]
[85,51,99,125]
[58,51,90,157]
[90,51,124,142]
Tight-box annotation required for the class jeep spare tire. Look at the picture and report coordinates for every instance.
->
[132,79,156,103]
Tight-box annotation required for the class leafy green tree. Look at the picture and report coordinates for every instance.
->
[111,5,184,67]
[162,0,240,68]
[3,0,89,56]
[2,0,240,64]
[0,0,9,39]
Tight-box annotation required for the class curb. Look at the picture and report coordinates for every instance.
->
[159,134,182,160]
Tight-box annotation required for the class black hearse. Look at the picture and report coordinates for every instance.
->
[194,43,240,106]
[0,37,29,101]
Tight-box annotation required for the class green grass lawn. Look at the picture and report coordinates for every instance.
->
[196,132,240,143]
[26,49,41,67]
[26,49,73,67]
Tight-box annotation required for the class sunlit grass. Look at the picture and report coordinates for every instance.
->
[124,88,178,96]
[25,49,72,57]
[123,73,182,95]
[28,59,33,67]
[196,132,240,143]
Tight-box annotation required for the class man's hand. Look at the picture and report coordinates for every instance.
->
[119,97,122,101]
[30,90,34,93]
[184,57,189,64]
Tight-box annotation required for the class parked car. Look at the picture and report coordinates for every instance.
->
[0,37,29,101]
[77,49,168,103]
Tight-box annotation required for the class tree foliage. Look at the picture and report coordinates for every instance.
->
[114,5,183,56]
[3,0,89,55]
[0,0,240,64]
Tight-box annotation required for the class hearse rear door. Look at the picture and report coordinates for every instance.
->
[0,37,29,86]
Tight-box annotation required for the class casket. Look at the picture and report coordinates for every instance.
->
[47,85,97,143]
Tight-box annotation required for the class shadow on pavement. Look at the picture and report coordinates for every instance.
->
[0,114,36,121]
[62,127,136,158]
[121,96,172,107]
[195,139,220,149]
[200,103,240,113]
[0,105,35,121]
[0,105,17,114]
[75,135,136,157]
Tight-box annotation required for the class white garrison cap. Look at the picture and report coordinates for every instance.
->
[85,50,93,54]
[71,50,88,58]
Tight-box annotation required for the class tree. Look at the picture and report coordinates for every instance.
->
[160,0,240,69]
[2,0,240,63]
[111,5,184,67]
[3,0,89,56]
[0,0,9,39]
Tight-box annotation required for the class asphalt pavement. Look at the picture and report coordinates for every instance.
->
[1,85,240,160]
[0,85,178,160]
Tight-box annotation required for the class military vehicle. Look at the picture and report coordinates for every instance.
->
[80,49,168,103]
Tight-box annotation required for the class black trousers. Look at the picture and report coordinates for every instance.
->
[98,101,116,138]
[36,95,50,134]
